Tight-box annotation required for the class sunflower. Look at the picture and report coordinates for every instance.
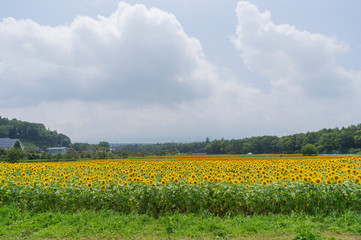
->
[87,182,92,188]
[100,185,106,190]
[314,178,322,184]
[355,178,361,184]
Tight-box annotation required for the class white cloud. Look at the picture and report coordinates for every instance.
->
[232,1,360,99]
[0,2,237,142]
[0,2,217,108]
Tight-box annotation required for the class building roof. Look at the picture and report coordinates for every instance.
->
[0,138,20,149]
[46,147,68,150]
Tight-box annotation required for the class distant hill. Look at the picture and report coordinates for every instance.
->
[0,117,71,149]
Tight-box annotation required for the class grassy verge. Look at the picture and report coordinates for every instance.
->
[0,204,360,239]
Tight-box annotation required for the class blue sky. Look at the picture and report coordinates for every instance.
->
[0,1,360,143]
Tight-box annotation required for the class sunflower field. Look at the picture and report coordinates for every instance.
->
[1,154,361,216]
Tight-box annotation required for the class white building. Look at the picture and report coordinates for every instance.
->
[46,147,68,155]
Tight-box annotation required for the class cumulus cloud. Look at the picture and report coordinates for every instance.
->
[0,2,216,108]
[232,1,360,99]
[0,1,245,142]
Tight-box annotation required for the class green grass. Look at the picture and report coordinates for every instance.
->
[0,204,361,239]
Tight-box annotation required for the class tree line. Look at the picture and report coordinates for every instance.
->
[113,124,361,155]
[2,116,361,159]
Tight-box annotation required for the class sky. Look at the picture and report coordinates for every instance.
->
[0,0,360,144]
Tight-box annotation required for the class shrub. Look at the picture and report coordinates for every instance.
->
[301,144,318,156]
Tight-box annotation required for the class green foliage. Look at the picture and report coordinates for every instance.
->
[114,142,207,155]
[53,153,63,161]
[97,141,110,151]
[26,152,41,160]
[40,152,52,160]
[13,140,22,149]
[0,149,8,162]
[0,116,71,148]
[71,142,93,151]
[0,148,6,156]
[293,230,321,240]
[0,205,359,239]
[110,124,361,155]
[205,140,229,154]
[2,181,361,217]
[301,144,318,156]
[6,148,25,162]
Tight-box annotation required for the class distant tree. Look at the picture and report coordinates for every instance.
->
[0,116,72,148]
[155,150,167,156]
[13,140,22,149]
[97,141,110,152]
[0,149,6,156]
[53,153,63,161]
[205,140,229,154]
[71,142,92,151]
[279,136,296,154]
[7,148,25,162]
[354,130,361,146]
[64,152,78,161]
[0,148,7,161]
[41,152,52,160]
[301,144,318,156]
[335,132,354,153]
[96,151,107,159]
[27,152,40,160]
